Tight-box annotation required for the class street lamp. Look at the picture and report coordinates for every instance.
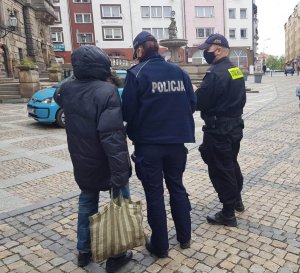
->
[0,11,17,38]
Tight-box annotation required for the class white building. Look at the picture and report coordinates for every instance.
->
[225,0,255,68]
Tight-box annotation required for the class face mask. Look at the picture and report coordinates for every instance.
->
[204,50,216,64]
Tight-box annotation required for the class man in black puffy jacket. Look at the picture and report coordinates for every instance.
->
[54,45,132,271]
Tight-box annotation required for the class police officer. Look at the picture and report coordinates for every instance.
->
[195,34,246,227]
[122,31,196,257]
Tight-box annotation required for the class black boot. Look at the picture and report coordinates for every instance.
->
[180,240,191,249]
[106,251,133,273]
[207,211,237,227]
[145,238,168,258]
[77,251,92,267]
[235,200,245,212]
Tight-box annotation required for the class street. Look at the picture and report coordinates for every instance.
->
[0,74,299,273]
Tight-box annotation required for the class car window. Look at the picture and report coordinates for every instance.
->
[116,73,126,88]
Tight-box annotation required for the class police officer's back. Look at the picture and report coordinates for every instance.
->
[195,34,246,227]
[122,31,196,257]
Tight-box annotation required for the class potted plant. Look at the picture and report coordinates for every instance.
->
[16,57,40,98]
[254,72,263,83]
[16,57,38,71]
[48,63,63,82]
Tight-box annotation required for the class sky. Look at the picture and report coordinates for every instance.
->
[256,0,300,56]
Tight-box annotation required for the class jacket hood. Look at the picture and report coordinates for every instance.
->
[71,45,111,80]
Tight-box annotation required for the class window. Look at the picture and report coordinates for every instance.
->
[240,28,247,38]
[142,28,169,39]
[192,50,206,64]
[75,13,92,23]
[195,6,214,17]
[163,6,172,18]
[229,8,236,19]
[73,0,90,3]
[196,27,214,38]
[77,33,93,43]
[229,28,236,39]
[102,27,123,40]
[142,28,151,32]
[53,0,60,3]
[141,6,150,17]
[18,48,23,61]
[151,6,162,17]
[54,7,61,23]
[164,28,169,39]
[240,8,247,19]
[229,49,248,69]
[101,5,121,18]
[152,28,164,39]
[51,31,63,42]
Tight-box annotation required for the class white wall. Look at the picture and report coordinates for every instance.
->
[53,0,72,51]
[92,0,133,49]
[225,0,253,48]
[130,0,184,40]
[92,0,184,49]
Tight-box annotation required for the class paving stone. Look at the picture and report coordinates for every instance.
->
[0,78,300,273]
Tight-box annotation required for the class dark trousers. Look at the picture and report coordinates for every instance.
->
[199,126,243,214]
[133,144,191,254]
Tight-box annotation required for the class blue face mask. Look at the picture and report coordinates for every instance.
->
[204,50,216,64]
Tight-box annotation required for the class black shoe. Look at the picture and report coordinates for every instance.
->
[106,251,133,273]
[235,200,245,212]
[207,211,237,227]
[180,240,191,249]
[145,238,168,258]
[77,251,92,267]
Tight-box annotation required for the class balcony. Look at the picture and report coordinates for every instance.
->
[30,0,57,24]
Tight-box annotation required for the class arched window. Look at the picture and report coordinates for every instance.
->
[192,49,207,64]
[229,49,248,69]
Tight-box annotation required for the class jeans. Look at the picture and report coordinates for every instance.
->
[77,184,130,252]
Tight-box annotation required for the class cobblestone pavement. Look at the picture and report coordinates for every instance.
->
[0,75,299,273]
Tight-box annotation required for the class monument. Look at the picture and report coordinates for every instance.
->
[159,11,187,63]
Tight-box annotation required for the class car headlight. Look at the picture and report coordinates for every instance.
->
[41,97,54,104]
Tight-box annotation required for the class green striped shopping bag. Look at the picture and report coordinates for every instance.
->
[89,197,145,262]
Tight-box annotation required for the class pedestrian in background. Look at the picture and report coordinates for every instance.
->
[263,64,267,75]
[195,34,246,227]
[54,45,132,271]
[122,31,196,258]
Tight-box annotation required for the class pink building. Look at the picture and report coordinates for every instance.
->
[184,0,225,63]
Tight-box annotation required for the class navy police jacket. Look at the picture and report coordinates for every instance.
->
[122,54,196,144]
[196,57,246,119]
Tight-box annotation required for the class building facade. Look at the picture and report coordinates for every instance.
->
[284,3,300,64]
[0,0,57,78]
[49,0,256,67]
[225,0,254,69]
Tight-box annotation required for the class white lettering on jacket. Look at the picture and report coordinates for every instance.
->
[152,81,186,93]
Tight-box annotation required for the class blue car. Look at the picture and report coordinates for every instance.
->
[27,70,127,127]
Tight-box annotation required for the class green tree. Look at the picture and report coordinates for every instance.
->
[266,55,285,70]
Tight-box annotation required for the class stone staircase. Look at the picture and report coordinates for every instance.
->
[0,80,29,103]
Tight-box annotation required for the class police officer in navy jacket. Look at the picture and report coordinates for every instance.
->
[122,31,196,257]
[195,34,246,227]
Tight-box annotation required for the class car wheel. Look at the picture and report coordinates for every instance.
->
[56,108,65,128]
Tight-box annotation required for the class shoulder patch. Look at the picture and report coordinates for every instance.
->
[228,67,244,80]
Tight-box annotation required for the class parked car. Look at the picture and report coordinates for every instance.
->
[27,70,127,128]
[284,66,295,76]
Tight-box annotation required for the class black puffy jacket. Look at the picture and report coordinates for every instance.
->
[54,46,131,191]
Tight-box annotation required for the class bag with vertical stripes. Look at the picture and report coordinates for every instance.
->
[89,196,145,262]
